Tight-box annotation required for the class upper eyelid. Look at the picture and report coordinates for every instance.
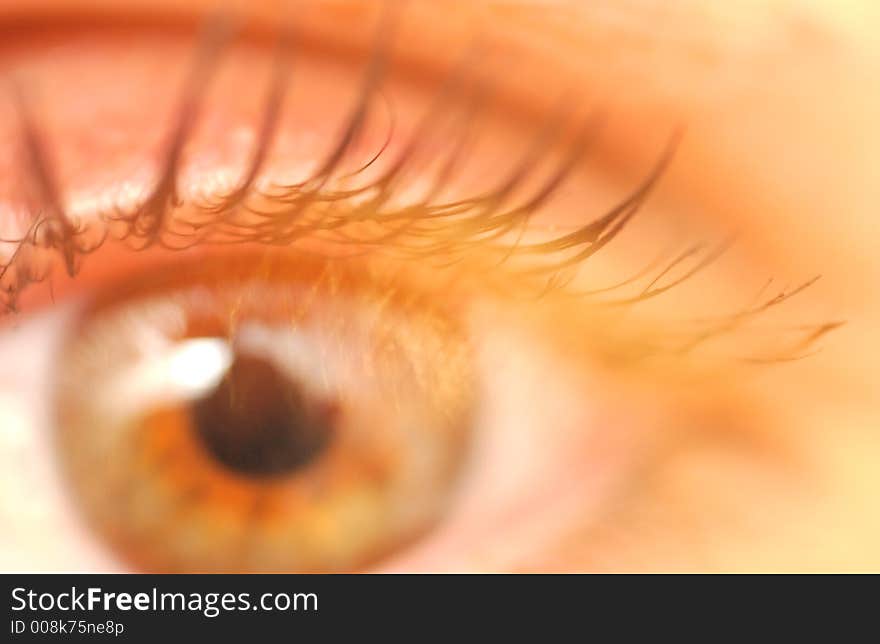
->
[0,2,748,191]
[0,17,643,305]
[0,12,840,368]
[0,0,848,125]
[0,0,756,119]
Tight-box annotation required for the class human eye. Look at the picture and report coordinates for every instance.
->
[0,1,871,573]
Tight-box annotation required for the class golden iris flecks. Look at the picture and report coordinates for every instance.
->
[53,253,474,572]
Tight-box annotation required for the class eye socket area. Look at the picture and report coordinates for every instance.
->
[0,17,648,572]
[0,7,845,574]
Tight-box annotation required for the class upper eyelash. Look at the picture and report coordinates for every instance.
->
[0,12,839,364]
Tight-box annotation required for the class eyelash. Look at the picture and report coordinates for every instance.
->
[0,13,838,365]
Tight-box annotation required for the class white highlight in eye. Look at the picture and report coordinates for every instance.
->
[165,337,233,396]
[99,336,233,416]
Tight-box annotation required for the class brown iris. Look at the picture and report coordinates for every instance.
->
[53,253,474,572]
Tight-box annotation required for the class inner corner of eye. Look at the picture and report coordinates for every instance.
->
[50,254,478,573]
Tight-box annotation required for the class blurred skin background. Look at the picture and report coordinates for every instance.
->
[0,0,878,572]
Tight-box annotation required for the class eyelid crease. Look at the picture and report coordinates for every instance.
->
[0,14,837,369]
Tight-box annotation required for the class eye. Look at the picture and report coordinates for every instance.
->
[54,253,474,572]
[0,5,838,573]
[0,11,627,573]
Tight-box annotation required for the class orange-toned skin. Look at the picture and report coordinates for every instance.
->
[0,0,878,572]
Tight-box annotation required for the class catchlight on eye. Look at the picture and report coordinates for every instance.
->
[52,253,474,572]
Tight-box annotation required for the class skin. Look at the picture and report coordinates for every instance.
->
[0,0,878,571]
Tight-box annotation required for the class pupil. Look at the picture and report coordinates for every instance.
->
[191,351,336,478]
